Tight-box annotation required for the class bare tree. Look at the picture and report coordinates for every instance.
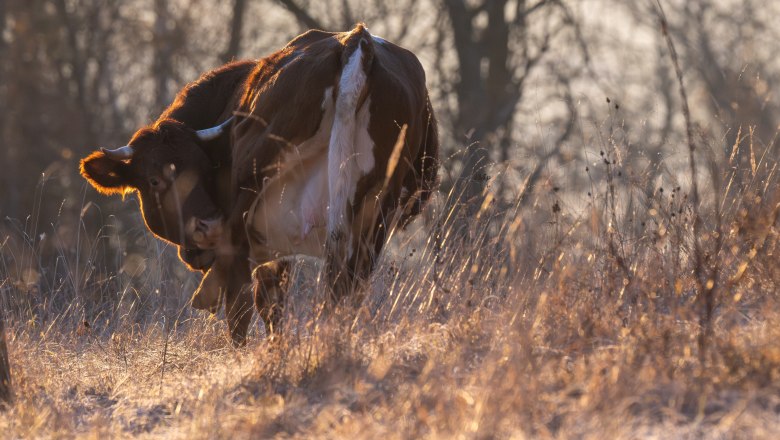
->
[626,1,779,174]
[221,0,248,63]
[154,0,174,112]
[438,0,587,224]
[0,313,10,404]
[54,0,97,145]
[682,2,778,163]
[277,0,325,30]
[274,0,420,41]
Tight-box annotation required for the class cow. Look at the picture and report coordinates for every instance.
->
[80,24,439,345]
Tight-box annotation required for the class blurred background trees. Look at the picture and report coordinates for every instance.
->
[0,0,777,319]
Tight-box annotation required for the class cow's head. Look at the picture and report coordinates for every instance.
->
[80,118,231,253]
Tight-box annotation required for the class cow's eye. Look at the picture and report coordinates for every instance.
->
[149,177,161,188]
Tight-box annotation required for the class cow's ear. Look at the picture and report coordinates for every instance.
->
[79,150,132,195]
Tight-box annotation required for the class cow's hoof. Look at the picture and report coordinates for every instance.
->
[191,267,225,312]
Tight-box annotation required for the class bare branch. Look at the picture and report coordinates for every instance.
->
[341,0,354,29]
[221,0,248,63]
[276,0,325,30]
[522,0,553,20]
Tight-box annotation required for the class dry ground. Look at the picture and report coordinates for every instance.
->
[3,300,778,439]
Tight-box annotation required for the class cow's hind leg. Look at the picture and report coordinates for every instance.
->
[345,184,386,300]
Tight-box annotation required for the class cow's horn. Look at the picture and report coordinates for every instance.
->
[100,145,134,161]
[196,116,234,141]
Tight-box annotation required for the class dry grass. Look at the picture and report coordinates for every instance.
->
[2,143,779,439]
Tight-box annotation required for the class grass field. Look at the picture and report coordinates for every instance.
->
[3,1,780,437]
[1,133,779,438]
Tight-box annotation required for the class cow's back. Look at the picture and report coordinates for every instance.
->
[158,60,255,132]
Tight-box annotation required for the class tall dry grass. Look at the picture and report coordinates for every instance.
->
[0,117,778,437]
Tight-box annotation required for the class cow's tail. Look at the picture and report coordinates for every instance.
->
[327,24,375,243]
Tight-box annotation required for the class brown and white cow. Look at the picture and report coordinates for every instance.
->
[81,25,438,345]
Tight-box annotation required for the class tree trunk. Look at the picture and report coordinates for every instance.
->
[221,0,247,63]
[154,0,173,112]
[54,0,96,146]
[443,0,517,228]
[276,0,324,30]
[0,315,11,404]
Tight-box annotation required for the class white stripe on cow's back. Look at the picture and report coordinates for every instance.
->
[321,86,333,110]
[327,43,376,251]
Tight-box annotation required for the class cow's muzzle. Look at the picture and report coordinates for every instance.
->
[186,216,224,249]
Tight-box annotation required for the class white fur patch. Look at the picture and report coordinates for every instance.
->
[354,97,375,176]
[248,87,335,258]
[327,45,375,242]
[321,87,333,110]
[246,49,377,263]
